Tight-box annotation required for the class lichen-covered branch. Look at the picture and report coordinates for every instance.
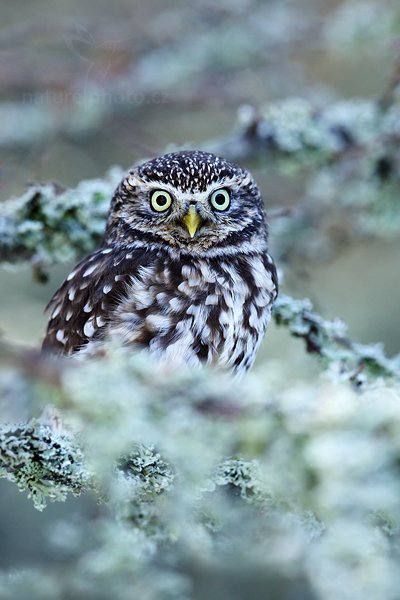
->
[0,167,124,278]
[274,294,400,385]
[1,344,400,599]
[0,420,92,510]
[206,98,392,164]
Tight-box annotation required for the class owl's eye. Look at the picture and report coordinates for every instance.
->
[150,190,173,212]
[210,189,230,211]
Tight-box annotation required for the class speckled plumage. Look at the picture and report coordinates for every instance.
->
[43,150,278,374]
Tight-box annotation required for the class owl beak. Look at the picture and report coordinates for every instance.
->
[182,205,202,238]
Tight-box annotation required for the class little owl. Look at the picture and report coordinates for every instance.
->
[42,151,278,374]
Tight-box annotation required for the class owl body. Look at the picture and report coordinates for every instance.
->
[43,151,278,374]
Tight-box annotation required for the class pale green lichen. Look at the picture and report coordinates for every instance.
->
[209,97,397,164]
[0,420,92,510]
[2,346,400,599]
[119,444,175,496]
[214,458,262,501]
[0,167,124,275]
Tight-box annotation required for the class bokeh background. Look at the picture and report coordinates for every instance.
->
[1,0,400,357]
[1,0,400,583]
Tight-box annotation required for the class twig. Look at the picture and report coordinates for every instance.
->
[274,295,400,385]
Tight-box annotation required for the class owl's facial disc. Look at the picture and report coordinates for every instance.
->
[123,176,261,249]
[106,151,267,251]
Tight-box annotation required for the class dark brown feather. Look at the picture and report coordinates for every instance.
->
[42,247,155,355]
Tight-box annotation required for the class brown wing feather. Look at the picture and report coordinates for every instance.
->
[42,246,152,355]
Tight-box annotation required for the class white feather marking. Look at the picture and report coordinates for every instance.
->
[249,256,274,290]
[103,284,113,294]
[134,289,154,308]
[145,314,170,331]
[249,305,259,329]
[56,329,66,344]
[175,319,191,334]
[159,330,195,366]
[255,290,272,308]
[181,265,192,278]
[66,309,74,321]
[138,266,155,279]
[67,269,77,281]
[169,297,183,311]
[205,294,218,306]
[186,304,200,317]
[198,261,217,283]
[177,282,191,295]
[188,278,201,287]
[51,304,61,319]
[83,319,96,338]
[156,292,167,303]
[68,287,76,301]
[96,316,106,327]
[223,292,234,309]
[185,267,202,286]
[102,248,112,254]
[201,324,211,341]
[83,264,98,277]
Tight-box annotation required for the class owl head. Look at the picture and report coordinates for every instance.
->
[104,150,268,254]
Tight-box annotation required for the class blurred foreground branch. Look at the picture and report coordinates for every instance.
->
[0,420,92,511]
[1,344,400,599]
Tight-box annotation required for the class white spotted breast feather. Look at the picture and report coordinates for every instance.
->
[43,245,278,374]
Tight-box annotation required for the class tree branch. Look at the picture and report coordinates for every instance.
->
[274,295,400,385]
[0,420,92,510]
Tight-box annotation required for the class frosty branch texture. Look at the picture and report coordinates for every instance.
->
[1,347,400,599]
[0,167,124,276]
[0,421,92,510]
[207,98,397,163]
[274,295,400,385]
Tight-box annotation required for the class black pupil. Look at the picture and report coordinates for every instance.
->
[156,194,168,206]
[214,193,227,206]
